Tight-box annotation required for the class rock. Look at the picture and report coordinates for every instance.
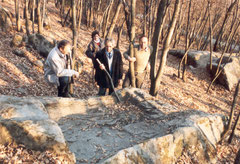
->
[43,17,51,30]
[26,34,55,58]
[0,6,12,32]
[12,49,25,57]
[209,56,240,91]
[0,89,226,163]
[0,95,75,163]
[33,60,44,68]
[103,110,224,164]
[11,35,23,47]
[168,49,221,68]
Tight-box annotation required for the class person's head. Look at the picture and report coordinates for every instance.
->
[105,38,115,53]
[139,35,148,50]
[92,30,100,41]
[57,40,72,55]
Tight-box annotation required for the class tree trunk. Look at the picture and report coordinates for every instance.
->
[221,80,240,142]
[37,0,43,34]
[15,0,21,31]
[70,0,77,94]
[72,0,77,65]
[25,0,30,35]
[61,0,65,25]
[235,148,240,164]
[116,20,124,49]
[89,0,94,28]
[182,0,191,82]
[77,0,83,32]
[148,0,153,41]
[103,0,114,38]
[123,0,131,39]
[97,0,102,11]
[208,0,213,70]
[150,0,169,83]
[32,0,35,33]
[106,0,122,38]
[42,0,46,27]
[213,0,238,51]
[150,0,181,96]
[129,0,136,88]
[143,0,147,35]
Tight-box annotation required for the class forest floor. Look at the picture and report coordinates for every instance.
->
[0,0,239,163]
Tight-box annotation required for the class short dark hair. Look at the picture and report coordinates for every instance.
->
[57,40,70,49]
[91,30,99,39]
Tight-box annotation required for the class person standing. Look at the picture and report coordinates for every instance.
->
[44,40,80,97]
[122,35,153,88]
[94,38,123,96]
[85,30,104,82]
[85,30,104,63]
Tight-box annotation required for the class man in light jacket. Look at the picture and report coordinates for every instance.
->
[44,40,79,97]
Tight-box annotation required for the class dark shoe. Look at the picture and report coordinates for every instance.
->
[62,93,72,98]
[69,93,78,98]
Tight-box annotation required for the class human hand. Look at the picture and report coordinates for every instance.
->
[128,57,136,62]
[147,63,150,71]
[118,79,122,84]
[99,64,105,70]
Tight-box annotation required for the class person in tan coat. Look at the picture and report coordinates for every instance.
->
[122,36,153,88]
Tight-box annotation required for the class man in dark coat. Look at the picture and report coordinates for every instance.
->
[94,38,123,96]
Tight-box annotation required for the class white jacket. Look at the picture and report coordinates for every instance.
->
[44,46,78,86]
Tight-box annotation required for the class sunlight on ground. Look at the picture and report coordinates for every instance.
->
[0,56,32,84]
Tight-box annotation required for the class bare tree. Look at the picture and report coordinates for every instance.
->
[42,0,46,27]
[129,0,136,87]
[37,0,43,34]
[15,0,21,31]
[208,0,213,70]
[178,0,208,81]
[142,0,147,35]
[235,148,240,164]
[106,0,122,38]
[72,0,77,63]
[220,80,240,142]
[102,0,114,38]
[116,20,125,49]
[213,0,238,52]
[77,0,83,32]
[24,0,30,35]
[60,0,65,25]
[150,0,181,96]
[69,0,77,94]
[32,0,35,33]
[150,0,169,82]
[86,0,94,28]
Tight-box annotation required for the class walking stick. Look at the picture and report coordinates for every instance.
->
[96,59,121,102]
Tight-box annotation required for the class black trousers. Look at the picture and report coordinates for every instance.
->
[97,87,114,96]
[58,76,70,97]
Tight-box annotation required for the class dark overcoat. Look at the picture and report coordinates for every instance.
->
[94,48,123,88]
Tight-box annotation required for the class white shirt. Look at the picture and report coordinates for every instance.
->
[106,50,113,74]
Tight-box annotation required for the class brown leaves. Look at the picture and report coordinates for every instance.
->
[0,143,70,163]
